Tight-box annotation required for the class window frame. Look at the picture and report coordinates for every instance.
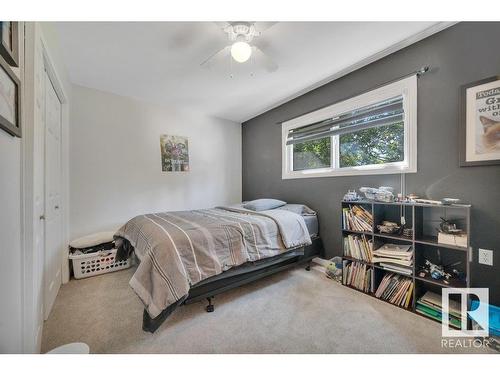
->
[282,75,417,179]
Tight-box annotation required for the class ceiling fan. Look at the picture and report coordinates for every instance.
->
[201,22,278,76]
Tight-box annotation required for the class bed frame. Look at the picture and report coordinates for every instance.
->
[142,236,323,332]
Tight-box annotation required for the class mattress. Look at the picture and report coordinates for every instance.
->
[304,215,319,237]
[190,215,318,289]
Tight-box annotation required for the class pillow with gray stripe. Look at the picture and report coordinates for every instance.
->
[243,199,286,211]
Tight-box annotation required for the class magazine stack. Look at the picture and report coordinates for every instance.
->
[372,243,413,276]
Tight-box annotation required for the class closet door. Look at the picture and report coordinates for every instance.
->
[43,69,63,320]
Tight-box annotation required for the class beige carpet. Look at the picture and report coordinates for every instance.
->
[41,265,490,354]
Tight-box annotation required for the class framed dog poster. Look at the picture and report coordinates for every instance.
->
[0,22,19,67]
[460,76,500,166]
[0,55,21,137]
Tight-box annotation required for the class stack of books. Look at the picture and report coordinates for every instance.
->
[342,261,372,293]
[375,273,413,308]
[344,234,373,262]
[372,243,413,276]
[342,205,373,232]
[416,291,463,329]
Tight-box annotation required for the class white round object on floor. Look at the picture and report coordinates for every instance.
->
[47,342,90,354]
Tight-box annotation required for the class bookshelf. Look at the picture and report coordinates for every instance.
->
[341,200,471,327]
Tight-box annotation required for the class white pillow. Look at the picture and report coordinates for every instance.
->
[243,199,286,211]
[70,231,115,249]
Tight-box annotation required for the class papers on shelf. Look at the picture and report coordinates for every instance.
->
[372,243,413,267]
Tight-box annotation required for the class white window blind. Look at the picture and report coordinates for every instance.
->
[285,96,404,146]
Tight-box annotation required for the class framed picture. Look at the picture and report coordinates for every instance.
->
[0,55,21,137]
[160,135,190,172]
[459,76,500,166]
[0,22,19,67]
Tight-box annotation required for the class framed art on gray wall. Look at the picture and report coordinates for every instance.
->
[0,55,21,137]
[0,21,19,67]
[459,76,500,166]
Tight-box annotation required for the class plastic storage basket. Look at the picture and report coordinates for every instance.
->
[69,248,131,279]
[470,300,500,352]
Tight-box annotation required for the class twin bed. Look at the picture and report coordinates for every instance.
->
[114,201,323,332]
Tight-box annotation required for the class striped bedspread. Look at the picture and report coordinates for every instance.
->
[115,207,311,319]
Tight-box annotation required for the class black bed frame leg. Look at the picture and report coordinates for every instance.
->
[206,297,215,313]
[305,261,311,271]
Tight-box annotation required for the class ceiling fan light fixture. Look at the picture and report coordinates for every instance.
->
[230,41,252,63]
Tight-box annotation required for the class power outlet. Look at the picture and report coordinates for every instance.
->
[478,248,493,266]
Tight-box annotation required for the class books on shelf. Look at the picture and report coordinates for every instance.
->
[374,272,413,309]
[339,200,471,326]
[416,291,463,329]
[342,261,372,293]
[342,205,373,232]
[372,243,413,269]
[344,234,373,262]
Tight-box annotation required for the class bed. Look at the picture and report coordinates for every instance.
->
[115,203,323,332]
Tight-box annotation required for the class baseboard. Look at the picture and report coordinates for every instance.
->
[35,324,42,353]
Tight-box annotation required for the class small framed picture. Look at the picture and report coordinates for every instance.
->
[160,134,190,172]
[0,55,21,137]
[0,22,19,67]
[459,76,500,166]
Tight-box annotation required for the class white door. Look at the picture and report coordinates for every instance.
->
[43,70,63,319]
[33,44,46,334]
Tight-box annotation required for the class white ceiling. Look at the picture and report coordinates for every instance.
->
[55,22,447,123]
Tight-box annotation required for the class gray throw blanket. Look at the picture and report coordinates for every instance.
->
[115,207,311,319]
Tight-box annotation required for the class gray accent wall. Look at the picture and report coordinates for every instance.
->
[242,23,500,304]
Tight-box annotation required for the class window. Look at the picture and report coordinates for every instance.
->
[282,75,417,179]
[293,137,331,171]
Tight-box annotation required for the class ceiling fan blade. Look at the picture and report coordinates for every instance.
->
[253,22,278,34]
[200,46,230,68]
[214,21,230,30]
[252,46,279,73]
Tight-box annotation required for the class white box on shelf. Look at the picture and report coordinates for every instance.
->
[438,232,467,248]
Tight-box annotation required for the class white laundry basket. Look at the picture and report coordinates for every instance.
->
[69,248,131,279]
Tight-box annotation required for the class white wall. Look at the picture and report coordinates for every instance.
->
[0,131,23,353]
[69,85,242,240]
[0,22,25,354]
